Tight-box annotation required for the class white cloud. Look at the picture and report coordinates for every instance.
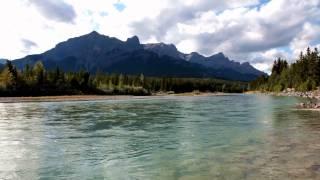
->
[253,63,271,74]
[290,23,320,57]
[0,0,319,73]
[251,48,292,74]
[28,0,76,23]
[177,39,198,54]
[132,0,320,72]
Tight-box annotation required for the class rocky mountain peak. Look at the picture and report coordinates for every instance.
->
[126,36,140,45]
[143,43,182,59]
[88,30,100,36]
[210,52,227,59]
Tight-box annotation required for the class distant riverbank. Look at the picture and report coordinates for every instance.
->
[0,92,227,103]
[0,95,133,103]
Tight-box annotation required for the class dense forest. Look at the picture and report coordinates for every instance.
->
[250,47,320,92]
[0,61,247,96]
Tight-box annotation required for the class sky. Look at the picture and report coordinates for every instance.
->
[0,0,319,73]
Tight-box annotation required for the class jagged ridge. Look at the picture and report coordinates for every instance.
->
[12,31,266,81]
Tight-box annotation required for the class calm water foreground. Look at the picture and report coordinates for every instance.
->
[0,95,320,179]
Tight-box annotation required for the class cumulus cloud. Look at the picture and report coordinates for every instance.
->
[290,23,320,57]
[129,0,320,74]
[131,0,320,58]
[131,0,259,43]
[0,0,319,73]
[28,0,76,23]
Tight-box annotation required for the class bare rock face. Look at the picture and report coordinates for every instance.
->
[125,36,142,50]
[143,43,183,60]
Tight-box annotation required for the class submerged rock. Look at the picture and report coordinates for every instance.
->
[296,101,320,109]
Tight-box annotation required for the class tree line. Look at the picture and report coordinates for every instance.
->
[250,47,320,92]
[0,61,247,96]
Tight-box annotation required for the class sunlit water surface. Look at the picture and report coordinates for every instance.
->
[0,95,320,179]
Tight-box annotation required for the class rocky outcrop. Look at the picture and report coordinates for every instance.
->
[276,88,320,110]
[297,102,320,109]
[280,88,320,99]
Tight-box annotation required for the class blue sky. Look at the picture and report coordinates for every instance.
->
[113,1,126,12]
[0,0,319,73]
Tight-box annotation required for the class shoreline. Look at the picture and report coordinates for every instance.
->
[0,92,230,103]
[0,95,134,103]
[247,89,320,110]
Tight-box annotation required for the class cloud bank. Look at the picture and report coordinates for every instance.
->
[0,0,319,73]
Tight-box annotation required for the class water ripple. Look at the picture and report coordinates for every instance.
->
[0,95,320,179]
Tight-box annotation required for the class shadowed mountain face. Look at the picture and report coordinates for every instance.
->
[12,31,266,81]
[145,45,264,77]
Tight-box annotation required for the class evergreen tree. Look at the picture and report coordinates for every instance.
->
[0,61,247,96]
[5,61,19,90]
[33,61,45,85]
[251,47,320,92]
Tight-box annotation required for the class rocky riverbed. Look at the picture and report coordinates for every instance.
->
[278,88,320,99]
[271,88,320,110]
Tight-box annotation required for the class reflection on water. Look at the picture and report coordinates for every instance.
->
[0,95,320,179]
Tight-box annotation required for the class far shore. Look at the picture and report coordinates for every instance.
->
[0,95,133,103]
[0,92,230,103]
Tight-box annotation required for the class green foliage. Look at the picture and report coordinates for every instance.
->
[0,61,248,97]
[271,57,288,75]
[33,61,45,85]
[250,47,320,92]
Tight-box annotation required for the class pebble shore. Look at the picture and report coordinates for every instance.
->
[270,88,320,110]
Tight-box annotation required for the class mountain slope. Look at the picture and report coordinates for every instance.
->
[144,44,264,77]
[12,31,265,81]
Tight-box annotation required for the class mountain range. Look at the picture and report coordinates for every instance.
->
[11,31,265,81]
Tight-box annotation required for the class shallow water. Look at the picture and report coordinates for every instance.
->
[0,95,320,179]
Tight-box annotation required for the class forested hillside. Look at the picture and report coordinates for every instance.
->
[0,61,247,96]
[250,47,320,92]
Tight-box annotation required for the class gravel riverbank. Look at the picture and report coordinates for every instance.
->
[269,88,320,110]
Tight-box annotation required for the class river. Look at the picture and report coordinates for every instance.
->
[0,94,319,179]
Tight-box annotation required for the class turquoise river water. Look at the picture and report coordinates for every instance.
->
[0,94,320,179]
